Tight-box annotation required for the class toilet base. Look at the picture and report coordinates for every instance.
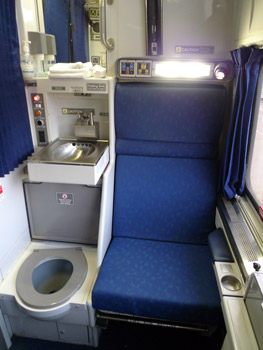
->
[5,313,100,346]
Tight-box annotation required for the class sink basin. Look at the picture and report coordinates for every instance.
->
[49,142,96,162]
[27,138,109,185]
[28,138,108,165]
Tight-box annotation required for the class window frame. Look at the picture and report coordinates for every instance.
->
[245,63,263,222]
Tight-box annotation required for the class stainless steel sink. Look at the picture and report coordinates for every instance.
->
[28,138,108,166]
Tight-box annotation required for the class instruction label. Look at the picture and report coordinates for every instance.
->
[56,192,74,205]
[51,86,66,91]
[87,83,107,92]
[175,46,214,54]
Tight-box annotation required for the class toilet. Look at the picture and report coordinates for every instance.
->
[0,242,99,346]
[15,247,88,318]
[0,181,101,346]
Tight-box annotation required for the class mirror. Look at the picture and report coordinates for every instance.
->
[42,0,90,63]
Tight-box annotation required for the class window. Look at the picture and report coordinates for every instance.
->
[246,65,263,213]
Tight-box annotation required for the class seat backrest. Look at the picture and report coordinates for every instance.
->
[113,83,227,245]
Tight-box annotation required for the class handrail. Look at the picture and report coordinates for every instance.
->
[99,0,114,51]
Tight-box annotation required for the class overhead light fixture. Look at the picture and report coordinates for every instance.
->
[153,61,212,78]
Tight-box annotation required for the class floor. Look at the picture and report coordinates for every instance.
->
[9,321,225,350]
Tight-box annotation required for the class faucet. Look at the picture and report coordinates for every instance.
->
[89,111,94,126]
[75,110,98,138]
[77,111,94,126]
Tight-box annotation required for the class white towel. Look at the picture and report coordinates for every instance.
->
[49,62,85,73]
[92,64,106,78]
[48,62,105,79]
[48,71,92,79]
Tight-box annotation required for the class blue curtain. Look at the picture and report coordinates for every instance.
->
[0,0,33,177]
[219,47,263,199]
[44,0,87,63]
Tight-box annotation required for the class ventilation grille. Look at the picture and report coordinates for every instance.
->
[232,222,258,262]
[224,200,239,222]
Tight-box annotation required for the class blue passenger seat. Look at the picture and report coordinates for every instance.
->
[92,82,227,330]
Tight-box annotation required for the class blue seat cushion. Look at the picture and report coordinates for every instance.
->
[115,83,226,148]
[92,237,223,326]
[113,155,218,245]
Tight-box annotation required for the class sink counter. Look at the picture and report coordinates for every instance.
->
[27,138,109,185]
[28,138,108,165]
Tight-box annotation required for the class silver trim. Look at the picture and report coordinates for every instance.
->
[27,138,108,166]
[99,0,114,51]
[96,311,213,334]
[145,0,148,55]
[219,197,263,279]
[160,0,163,55]
[238,196,263,251]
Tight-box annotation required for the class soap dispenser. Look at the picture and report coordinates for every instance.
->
[20,41,34,82]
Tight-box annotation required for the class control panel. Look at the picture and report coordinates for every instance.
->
[31,93,48,146]
[117,58,234,82]
[119,60,152,78]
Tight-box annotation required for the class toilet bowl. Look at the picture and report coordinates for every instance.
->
[0,242,99,345]
[15,247,88,319]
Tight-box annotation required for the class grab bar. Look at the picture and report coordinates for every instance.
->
[99,0,114,51]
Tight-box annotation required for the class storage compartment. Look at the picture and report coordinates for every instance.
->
[214,261,244,297]
[24,182,101,245]
[221,275,242,291]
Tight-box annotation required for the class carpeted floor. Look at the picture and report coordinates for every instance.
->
[9,321,225,350]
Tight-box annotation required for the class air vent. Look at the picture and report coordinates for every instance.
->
[232,222,258,262]
[218,197,263,278]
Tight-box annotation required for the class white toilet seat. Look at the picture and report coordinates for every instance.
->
[16,247,88,310]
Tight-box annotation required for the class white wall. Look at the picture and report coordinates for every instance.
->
[15,0,45,45]
[162,0,236,59]
[234,0,263,47]
[0,166,30,282]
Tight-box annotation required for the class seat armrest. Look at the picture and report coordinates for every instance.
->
[208,228,234,262]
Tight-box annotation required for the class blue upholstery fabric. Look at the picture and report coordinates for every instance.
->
[92,82,227,327]
[113,155,218,245]
[115,83,226,158]
[116,138,219,159]
[92,237,223,325]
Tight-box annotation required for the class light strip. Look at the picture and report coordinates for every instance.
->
[154,61,212,78]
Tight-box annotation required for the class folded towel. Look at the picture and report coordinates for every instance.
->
[49,62,86,72]
[92,64,106,78]
[48,62,105,79]
[48,71,92,79]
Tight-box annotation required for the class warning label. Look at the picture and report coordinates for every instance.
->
[175,46,214,54]
[62,108,95,115]
[56,192,74,205]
